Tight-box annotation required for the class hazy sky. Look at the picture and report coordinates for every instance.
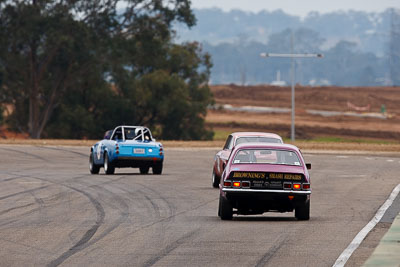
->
[191,0,399,17]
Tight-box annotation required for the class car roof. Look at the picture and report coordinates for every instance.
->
[231,132,283,139]
[233,142,300,152]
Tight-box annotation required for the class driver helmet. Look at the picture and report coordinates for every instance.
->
[135,127,142,136]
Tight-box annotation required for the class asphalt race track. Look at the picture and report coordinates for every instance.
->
[0,145,399,266]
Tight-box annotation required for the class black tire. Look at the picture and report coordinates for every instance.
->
[152,162,163,175]
[212,169,220,188]
[89,153,100,174]
[104,153,115,175]
[140,166,150,174]
[219,195,233,220]
[295,200,310,220]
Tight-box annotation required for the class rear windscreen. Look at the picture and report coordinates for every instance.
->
[235,137,282,145]
[233,149,301,166]
[124,128,137,140]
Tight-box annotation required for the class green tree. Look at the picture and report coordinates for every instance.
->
[104,40,213,140]
[134,42,213,140]
[0,0,212,140]
[0,0,112,137]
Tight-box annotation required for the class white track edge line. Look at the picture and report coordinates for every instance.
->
[332,183,400,267]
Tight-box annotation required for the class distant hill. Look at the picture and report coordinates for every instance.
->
[174,8,399,86]
[175,8,392,56]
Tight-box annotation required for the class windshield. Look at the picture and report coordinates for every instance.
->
[232,149,302,166]
[235,137,282,145]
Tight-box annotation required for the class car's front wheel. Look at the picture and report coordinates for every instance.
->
[212,169,220,188]
[104,153,115,175]
[89,153,100,174]
[295,200,310,220]
[219,195,233,220]
[153,162,163,175]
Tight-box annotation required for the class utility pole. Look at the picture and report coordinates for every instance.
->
[390,8,400,86]
[260,33,323,142]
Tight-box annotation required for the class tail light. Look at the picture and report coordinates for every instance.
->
[159,147,163,156]
[293,184,301,190]
[233,182,241,187]
[302,183,310,190]
[224,181,232,187]
[116,144,119,154]
[241,181,250,188]
[283,182,292,189]
[281,182,311,191]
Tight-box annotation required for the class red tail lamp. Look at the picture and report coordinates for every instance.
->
[283,183,292,189]
[233,182,241,188]
[241,181,250,188]
[303,184,310,190]
[224,181,232,187]
[293,184,301,190]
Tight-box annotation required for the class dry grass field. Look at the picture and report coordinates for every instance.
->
[1,84,400,153]
[208,84,400,142]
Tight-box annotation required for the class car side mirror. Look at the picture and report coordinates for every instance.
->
[306,163,312,170]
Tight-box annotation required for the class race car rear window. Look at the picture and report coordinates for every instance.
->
[233,149,301,166]
[124,127,152,141]
[235,137,282,145]
[124,128,137,140]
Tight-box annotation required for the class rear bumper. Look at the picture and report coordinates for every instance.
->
[116,156,163,161]
[222,188,311,195]
[112,156,163,168]
[222,188,311,214]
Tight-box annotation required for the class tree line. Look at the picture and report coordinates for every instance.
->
[203,28,389,86]
[175,8,400,86]
[0,0,213,140]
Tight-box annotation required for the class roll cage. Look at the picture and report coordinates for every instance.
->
[106,126,154,142]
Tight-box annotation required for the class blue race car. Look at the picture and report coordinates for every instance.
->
[89,126,164,175]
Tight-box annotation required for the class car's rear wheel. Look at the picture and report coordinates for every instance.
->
[295,200,310,220]
[153,162,163,175]
[89,153,100,174]
[104,153,115,175]
[140,166,149,174]
[219,195,233,220]
[212,169,220,188]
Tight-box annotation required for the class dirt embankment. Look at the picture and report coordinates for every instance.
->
[211,85,400,113]
[208,85,400,142]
